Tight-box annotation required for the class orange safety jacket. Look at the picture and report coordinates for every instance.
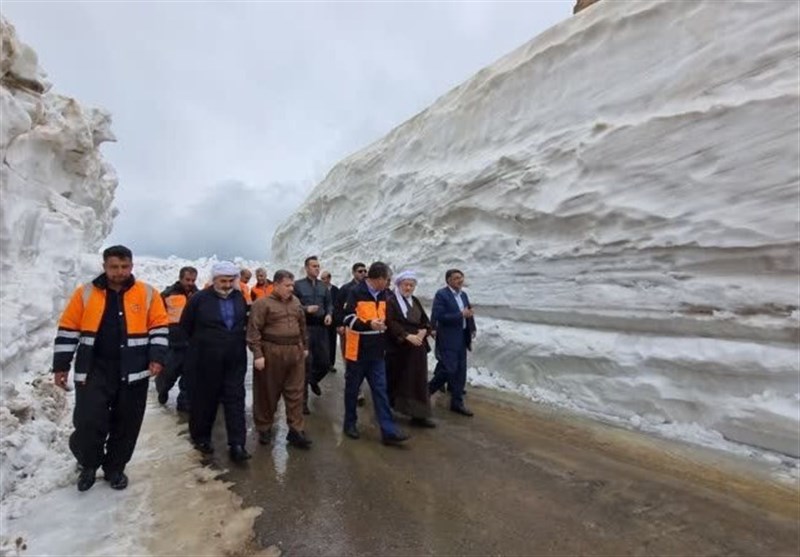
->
[53,275,169,383]
[343,281,387,362]
[240,282,252,305]
[251,282,273,302]
[161,282,198,346]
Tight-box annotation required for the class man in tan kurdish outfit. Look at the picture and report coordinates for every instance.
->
[246,269,312,449]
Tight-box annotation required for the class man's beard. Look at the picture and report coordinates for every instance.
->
[214,287,233,298]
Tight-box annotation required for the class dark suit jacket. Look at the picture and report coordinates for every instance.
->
[329,285,339,319]
[431,286,476,352]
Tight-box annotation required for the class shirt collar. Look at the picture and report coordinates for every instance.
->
[366,282,381,299]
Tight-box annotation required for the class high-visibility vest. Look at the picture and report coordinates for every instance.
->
[251,283,273,301]
[53,280,169,383]
[163,292,189,324]
[240,282,252,305]
[343,286,386,362]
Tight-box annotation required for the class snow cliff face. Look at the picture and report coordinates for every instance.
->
[272,0,800,457]
[0,17,118,503]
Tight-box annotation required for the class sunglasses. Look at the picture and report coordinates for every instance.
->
[356,269,367,274]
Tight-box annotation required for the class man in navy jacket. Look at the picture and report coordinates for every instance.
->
[428,268,477,416]
[181,261,251,462]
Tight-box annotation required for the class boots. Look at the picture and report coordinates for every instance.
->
[77,467,96,492]
[286,429,312,449]
[229,445,252,462]
[105,471,129,490]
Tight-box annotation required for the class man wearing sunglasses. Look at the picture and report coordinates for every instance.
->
[335,262,368,406]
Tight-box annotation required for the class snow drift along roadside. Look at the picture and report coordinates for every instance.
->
[272,0,800,458]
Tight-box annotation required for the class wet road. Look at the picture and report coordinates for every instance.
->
[205,368,799,557]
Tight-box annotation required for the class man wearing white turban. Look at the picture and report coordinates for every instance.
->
[385,270,435,427]
[180,260,252,462]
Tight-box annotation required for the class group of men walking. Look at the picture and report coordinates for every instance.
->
[52,245,477,492]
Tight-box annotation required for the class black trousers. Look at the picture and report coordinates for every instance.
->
[304,325,330,400]
[327,325,337,368]
[155,347,190,408]
[69,358,149,474]
[189,358,247,447]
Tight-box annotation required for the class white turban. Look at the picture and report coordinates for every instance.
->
[394,270,418,318]
[211,261,239,278]
[394,269,418,286]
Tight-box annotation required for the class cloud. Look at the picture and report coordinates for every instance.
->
[111,179,310,260]
[2,1,572,259]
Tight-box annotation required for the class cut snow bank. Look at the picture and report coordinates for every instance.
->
[0,17,263,555]
[0,15,119,506]
[272,0,800,458]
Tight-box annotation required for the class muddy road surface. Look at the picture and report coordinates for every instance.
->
[202,372,799,557]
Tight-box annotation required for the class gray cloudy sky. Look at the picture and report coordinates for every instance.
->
[3,1,571,260]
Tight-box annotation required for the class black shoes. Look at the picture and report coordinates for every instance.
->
[450,405,474,417]
[382,432,410,446]
[309,381,322,396]
[357,394,366,407]
[286,429,312,449]
[258,430,271,445]
[157,391,168,405]
[77,467,96,492]
[410,417,437,428]
[193,441,214,454]
[105,471,128,490]
[343,424,360,439]
[229,445,252,462]
[428,383,445,395]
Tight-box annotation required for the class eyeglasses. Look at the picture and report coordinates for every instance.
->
[356,269,367,274]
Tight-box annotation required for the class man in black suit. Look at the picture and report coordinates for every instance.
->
[428,268,477,416]
[321,270,339,373]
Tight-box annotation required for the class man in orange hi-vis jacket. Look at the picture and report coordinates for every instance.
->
[250,267,273,301]
[52,245,169,492]
[240,268,253,305]
[156,266,198,412]
[342,261,408,446]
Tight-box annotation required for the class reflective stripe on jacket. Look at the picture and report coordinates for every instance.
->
[343,281,386,362]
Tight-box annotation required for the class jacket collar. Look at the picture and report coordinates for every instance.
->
[172,281,198,296]
[93,273,135,292]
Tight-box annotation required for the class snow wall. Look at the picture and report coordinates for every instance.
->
[0,16,118,505]
[272,0,800,457]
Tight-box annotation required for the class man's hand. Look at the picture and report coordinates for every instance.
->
[54,371,69,390]
[417,329,427,340]
[324,314,332,326]
[336,326,345,335]
[462,308,474,318]
[406,334,423,347]
[306,305,320,314]
[254,357,266,371]
[303,350,309,358]
[370,319,387,332]
[148,362,163,376]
